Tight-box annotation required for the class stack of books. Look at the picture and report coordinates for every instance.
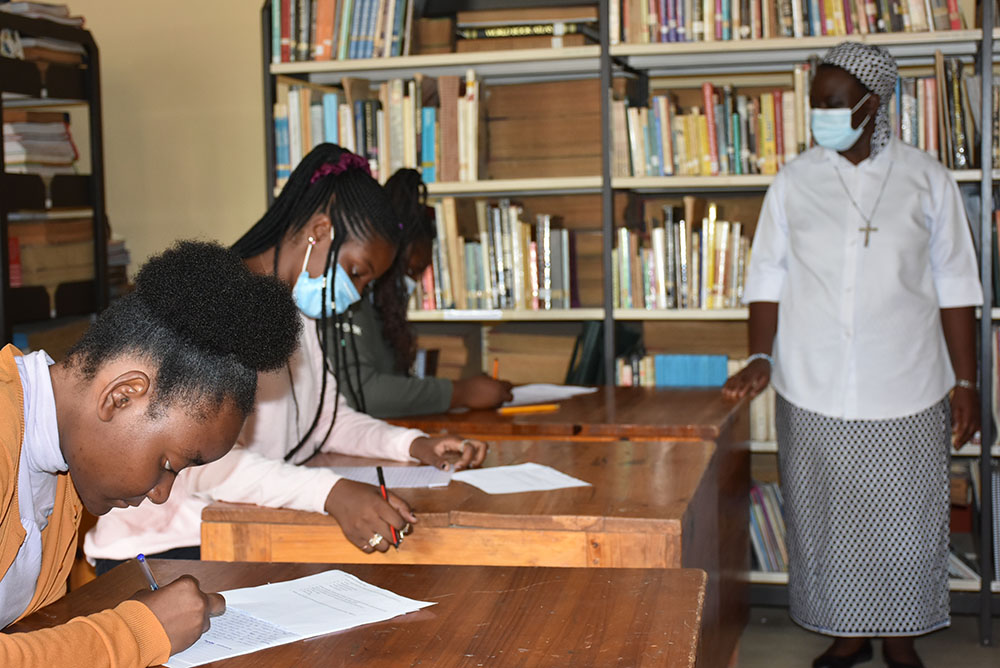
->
[274,70,481,188]
[614,55,977,178]
[3,110,78,177]
[614,0,973,44]
[0,1,84,26]
[454,5,598,53]
[270,0,415,62]
[411,198,579,312]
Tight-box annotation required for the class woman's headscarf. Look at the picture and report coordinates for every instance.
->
[821,41,899,157]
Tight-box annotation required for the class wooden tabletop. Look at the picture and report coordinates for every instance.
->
[387,386,743,440]
[9,560,707,667]
[203,440,715,564]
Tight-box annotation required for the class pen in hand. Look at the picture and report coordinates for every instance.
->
[376,466,400,548]
[136,553,159,591]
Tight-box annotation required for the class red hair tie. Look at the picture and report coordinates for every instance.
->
[310,153,371,184]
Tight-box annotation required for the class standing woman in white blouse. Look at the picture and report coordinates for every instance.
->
[724,42,982,668]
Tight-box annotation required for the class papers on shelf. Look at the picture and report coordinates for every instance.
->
[330,465,452,488]
[166,570,434,668]
[452,462,591,494]
[504,383,597,407]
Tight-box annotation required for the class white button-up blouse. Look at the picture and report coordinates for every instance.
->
[744,138,983,420]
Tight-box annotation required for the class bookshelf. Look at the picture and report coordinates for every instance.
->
[260,0,998,641]
[0,12,108,347]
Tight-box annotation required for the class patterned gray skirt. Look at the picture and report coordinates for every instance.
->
[775,394,951,637]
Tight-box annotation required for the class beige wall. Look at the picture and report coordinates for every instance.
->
[71,0,267,271]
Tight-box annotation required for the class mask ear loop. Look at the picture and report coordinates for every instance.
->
[300,236,317,274]
[850,92,872,130]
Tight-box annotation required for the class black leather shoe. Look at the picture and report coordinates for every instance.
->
[811,639,873,668]
[882,646,925,668]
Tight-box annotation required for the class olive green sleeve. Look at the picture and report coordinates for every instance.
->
[331,300,454,418]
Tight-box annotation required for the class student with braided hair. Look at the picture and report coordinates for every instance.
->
[1,241,301,666]
[85,145,489,571]
[332,168,514,418]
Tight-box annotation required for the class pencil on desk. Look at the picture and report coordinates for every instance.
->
[375,466,400,548]
[497,403,560,415]
[492,358,499,380]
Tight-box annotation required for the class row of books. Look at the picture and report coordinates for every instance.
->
[3,110,78,177]
[750,482,788,572]
[273,72,480,189]
[615,55,976,178]
[410,198,578,312]
[613,207,749,310]
[614,0,972,44]
[614,352,729,386]
[270,0,415,62]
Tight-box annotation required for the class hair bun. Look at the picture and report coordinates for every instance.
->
[132,240,300,372]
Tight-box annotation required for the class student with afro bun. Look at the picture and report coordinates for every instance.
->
[0,241,301,667]
[86,144,489,568]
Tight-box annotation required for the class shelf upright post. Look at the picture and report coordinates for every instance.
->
[977,3,995,647]
[83,32,108,316]
[600,0,615,385]
[0,62,9,344]
[262,0,277,205]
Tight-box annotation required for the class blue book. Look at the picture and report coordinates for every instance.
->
[348,0,367,59]
[651,102,665,176]
[363,0,380,58]
[322,93,339,144]
[420,106,436,183]
[654,354,728,387]
[354,100,366,158]
[390,0,407,56]
[275,114,291,184]
[271,0,281,62]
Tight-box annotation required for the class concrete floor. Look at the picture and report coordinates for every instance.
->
[736,608,1000,668]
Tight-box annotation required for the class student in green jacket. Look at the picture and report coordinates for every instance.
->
[330,169,513,418]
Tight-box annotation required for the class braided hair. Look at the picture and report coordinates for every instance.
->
[65,241,300,419]
[377,168,436,374]
[232,144,403,463]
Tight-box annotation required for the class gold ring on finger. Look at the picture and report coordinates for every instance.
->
[368,533,384,548]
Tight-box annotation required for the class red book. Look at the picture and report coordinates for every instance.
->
[280,0,291,62]
[314,0,335,60]
[945,0,961,29]
[8,237,21,288]
[702,83,720,176]
[420,264,436,310]
[437,75,461,183]
[842,0,854,32]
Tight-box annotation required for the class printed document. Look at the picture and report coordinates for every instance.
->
[504,383,598,407]
[166,570,434,667]
[452,462,591,494]
[331,465,452,488]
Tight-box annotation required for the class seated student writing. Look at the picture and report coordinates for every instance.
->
[86,145,489,571]
[331,168,514,419]
[0,241,301,666]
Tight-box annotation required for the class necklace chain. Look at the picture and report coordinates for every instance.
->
[833,161,894,247]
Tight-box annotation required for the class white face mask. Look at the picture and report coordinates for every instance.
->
[810,92,871,152]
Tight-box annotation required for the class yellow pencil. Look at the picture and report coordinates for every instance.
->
[497,403,560,416]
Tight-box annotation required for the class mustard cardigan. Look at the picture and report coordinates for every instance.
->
[0,344,171,667]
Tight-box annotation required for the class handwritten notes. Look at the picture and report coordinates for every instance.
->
[165,570,434,667]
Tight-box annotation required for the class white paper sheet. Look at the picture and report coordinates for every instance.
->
[165,570,434,668]
[330,465,452,488]
[503,383,598,407]
[452,462,592,494]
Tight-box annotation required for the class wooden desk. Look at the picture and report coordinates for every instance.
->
[9,560,707,667]
[387,386,743,441]
[202,438,747,668]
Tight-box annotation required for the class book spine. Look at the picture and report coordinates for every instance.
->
[702,83,720,175]
[420,106,436,182]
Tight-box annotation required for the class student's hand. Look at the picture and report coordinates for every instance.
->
[410,435,488,471]
[131,575,225,654]
[452,375,514,409]
[325,478,415,553]
[722,359,771,401]
[950,386,979,449]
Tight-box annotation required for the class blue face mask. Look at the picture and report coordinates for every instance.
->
[403,275,419,297]
[291,237,361,319]
[810,92,871,152]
